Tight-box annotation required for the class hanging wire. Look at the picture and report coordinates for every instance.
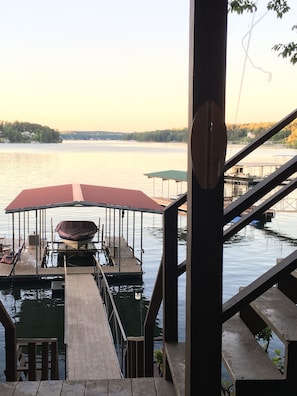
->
[234,7,272,123]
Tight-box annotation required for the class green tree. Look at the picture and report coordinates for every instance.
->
[229,0,297,64]
[0,121,61,143]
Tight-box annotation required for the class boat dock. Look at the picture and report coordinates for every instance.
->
[64,273,122,380]
[0,236,142,281]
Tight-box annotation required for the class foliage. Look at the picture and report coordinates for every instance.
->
[256,327,285,373]
[256,326,272,352]
[154,349,163,377]
[60,120,297,145]
[229,0,297,64]
[60,131,126,140]
[285,120,297,146]
[123,128,187,143]
[0,121,61,143]
[272,349,285,373]
[154,349,163,365]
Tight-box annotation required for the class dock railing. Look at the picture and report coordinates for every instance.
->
[143,108,297,379]
[93,259,127,373]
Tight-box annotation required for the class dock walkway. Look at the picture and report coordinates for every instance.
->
[65,273,122,380]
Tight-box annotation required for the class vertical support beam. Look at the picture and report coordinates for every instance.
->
[163,205,178,344]
[118,209,121,271]
[41,342,49,380]
[28,342,37,380]
[186,1,227,395]
[23,211,26,248]
[51,340,59,380]
[140,212,143,268]
[18,212,21,247]
[35,209,38,275]
[12,213,15,275]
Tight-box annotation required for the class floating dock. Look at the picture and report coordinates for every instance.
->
[0,236,142,282]
[64,273,122,380]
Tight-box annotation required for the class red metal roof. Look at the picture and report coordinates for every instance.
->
[5,184,164,214]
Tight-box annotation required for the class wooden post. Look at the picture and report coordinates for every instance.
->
[51,340,59,380]
[0,301,17,381]
[41,342,49,380]
[186,0,227,395]
[28,342,37,380]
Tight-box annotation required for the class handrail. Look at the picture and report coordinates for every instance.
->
[224,155,297,225]
[223,177,297,241]
[222,249,297,322]
[224,108,297,171]
[143,109,297,377]
[93,259,127,373]
[144,193,186,376]
[0,300,17,381]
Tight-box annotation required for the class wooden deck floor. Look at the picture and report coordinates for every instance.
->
[65,273,122,380]
[0,377,176,395]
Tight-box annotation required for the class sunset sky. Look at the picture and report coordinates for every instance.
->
[0,1,296,132]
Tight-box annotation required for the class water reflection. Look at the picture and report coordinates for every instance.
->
[111,284,162,338]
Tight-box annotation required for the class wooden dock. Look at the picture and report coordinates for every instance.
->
[64,273,122,380]
[0,236,142,281]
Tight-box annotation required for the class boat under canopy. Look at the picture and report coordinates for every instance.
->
[3,183,164,275]
[55,220,98,242]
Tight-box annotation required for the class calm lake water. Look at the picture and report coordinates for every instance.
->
[0,140,296,380]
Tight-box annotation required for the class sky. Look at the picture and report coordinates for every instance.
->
[0,1,296,132]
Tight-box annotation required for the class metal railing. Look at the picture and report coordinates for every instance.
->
[93,259,127,374]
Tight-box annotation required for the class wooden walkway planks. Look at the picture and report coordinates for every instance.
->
[0,378,176,395]
[65,273,122,380]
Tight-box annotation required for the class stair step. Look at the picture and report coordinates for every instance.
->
[222,314,283,394]
[251,286,297,343]
[249,286,297,380]
[164,342,185,396]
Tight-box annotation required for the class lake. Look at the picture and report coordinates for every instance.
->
[0,140,296,380]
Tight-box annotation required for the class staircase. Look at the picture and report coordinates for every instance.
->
[142,110,297,395]
[222,273,297,395]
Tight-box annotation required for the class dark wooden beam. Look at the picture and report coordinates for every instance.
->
[186,0,227,395]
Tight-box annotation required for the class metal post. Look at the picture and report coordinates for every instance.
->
[118,209,121,272]
[140,212,143,269]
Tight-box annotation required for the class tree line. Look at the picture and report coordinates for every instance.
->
[1,119,296,146]
[0,121,61,143]
[61,120,297,146]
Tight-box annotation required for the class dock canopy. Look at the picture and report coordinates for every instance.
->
[5,183,164,214]
[144,170,187,182]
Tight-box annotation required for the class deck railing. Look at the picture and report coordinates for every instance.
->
[16,338,59,381]
[143,108,297,379]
